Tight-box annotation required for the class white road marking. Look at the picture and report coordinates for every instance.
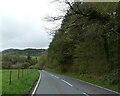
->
[51,74,54,77]
[50,74,59,79]
[61,79,73,87]
[43,71,59,79]
[76,78,120,94]
[42,70,59,79]
[42,70,120,94]
[83,92,89,96]
[31,70,41,96]
[54,75,59,79]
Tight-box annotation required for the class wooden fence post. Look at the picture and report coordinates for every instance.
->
[18,69,20,80]
[8,69,12,85]
[22,68,23,78]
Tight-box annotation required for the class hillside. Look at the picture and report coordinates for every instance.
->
[2,48,46,56]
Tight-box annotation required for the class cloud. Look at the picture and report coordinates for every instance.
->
[2,14,51,50]
[1,0,59,51]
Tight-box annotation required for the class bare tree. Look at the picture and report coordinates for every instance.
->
[43,0,70,35]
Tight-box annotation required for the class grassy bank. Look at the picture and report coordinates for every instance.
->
[0,70,2,95]
[45,68,119,93]
[2,69,39,95]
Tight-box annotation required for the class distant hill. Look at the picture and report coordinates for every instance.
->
[2,48,46,56]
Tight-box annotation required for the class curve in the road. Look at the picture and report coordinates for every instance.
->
[33,70,120,96]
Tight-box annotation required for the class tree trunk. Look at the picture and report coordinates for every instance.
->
[102,33,110,65]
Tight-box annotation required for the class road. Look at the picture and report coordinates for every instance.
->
[35,70,119,96]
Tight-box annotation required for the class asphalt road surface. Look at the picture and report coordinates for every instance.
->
[35,70,120,96]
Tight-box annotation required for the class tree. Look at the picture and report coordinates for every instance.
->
[46,2,119,89]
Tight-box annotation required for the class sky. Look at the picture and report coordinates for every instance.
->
[0,0,66,51]
[1,0,117,51]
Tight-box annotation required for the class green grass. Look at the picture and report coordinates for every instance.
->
[20,54,39,60]
[45,68,119,93]
[0,70,2,95]
[2,69,39,95]
[31,55,39,59]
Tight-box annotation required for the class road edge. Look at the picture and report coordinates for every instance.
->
[45,70,120,94]
[31,70,41,96]
[76,78,120,94]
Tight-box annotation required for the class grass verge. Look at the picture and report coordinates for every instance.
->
[2,69,39,95]
[45,68,119,93]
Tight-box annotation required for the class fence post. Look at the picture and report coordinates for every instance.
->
[18,68,20,80]
[22,68,23,78]
[8,69,12,85]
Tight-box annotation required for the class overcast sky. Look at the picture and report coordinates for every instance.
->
[0,0,66,51]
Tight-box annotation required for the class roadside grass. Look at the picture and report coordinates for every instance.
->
[0,70,2,95]
[2,69,39,95]
[45,68,119,93]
